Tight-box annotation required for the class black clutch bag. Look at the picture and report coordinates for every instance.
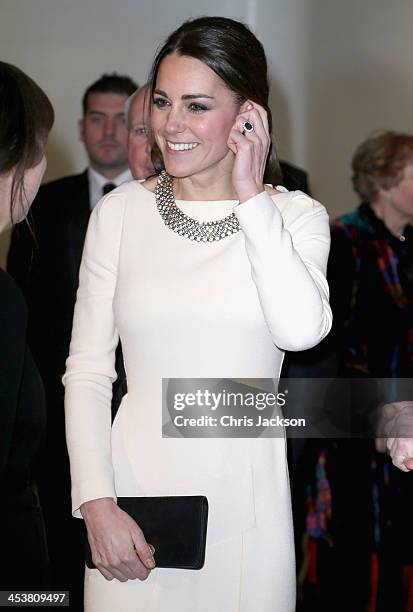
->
[85,495,208,570]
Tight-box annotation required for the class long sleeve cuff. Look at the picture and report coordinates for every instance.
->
[71,477,117,518]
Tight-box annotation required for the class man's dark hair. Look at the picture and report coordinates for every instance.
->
[82,73,138,115]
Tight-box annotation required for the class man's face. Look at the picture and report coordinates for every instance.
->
[127,88,155,180]
[79,92,129,177]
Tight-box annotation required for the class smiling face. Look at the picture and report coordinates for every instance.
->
[79,92,129,177]
[151,53,241,182]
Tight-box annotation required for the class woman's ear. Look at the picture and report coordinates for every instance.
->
[377,185,392,201]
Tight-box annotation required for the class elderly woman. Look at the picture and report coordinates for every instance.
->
[0,62,54,588]
[63,16,332,611]
[301,131,413,612]
[330,130,413,381]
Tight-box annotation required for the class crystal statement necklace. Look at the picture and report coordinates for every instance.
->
[155,170,240,242]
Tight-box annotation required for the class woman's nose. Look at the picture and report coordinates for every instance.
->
[164,106,185,135]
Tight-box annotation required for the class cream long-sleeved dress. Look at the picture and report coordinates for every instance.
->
[63,181,332,612]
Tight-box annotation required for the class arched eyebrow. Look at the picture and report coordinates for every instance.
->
[154,88,214,100]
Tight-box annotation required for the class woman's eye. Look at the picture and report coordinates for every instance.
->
[189,103,207,113]
[132,126,146,136]
[153,97,168,109]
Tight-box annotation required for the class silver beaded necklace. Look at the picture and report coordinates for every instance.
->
[155,170,240,242]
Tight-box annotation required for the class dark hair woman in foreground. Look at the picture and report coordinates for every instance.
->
[64,16,332,611]
[0,61,54,589]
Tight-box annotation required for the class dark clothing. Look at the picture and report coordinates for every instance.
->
[279,160,311,195]
[7,172,91,607]
[7,171,90,385]
[296,204,413,612]
[329,202,413,378]
[0,269,49,589]
[7,171,127,608]
[8,171,126,419]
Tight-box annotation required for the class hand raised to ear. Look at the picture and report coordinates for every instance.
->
[227,101,270,203]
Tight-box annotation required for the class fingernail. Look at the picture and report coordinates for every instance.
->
[148,544,155,555]
[146,556,156,569]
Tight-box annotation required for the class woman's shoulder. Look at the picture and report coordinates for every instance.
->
[99,178,156,201]
[92,179,155,219]
[270,186,328,225]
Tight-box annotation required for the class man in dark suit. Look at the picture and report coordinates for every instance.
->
[7,72,137,609]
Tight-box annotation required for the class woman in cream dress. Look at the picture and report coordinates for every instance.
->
[63,16,332,611]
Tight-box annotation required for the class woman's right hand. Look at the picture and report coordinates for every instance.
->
[80,497,156,582]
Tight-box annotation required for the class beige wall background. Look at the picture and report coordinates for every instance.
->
[1,0,413,267]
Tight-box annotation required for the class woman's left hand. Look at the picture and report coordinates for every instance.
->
[227,101,271,203]
[375,401,413,471]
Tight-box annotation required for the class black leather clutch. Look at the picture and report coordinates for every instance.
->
[85,495,208,570]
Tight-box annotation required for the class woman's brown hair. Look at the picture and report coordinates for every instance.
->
[0,62,54,221]
[352,131,413,202]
